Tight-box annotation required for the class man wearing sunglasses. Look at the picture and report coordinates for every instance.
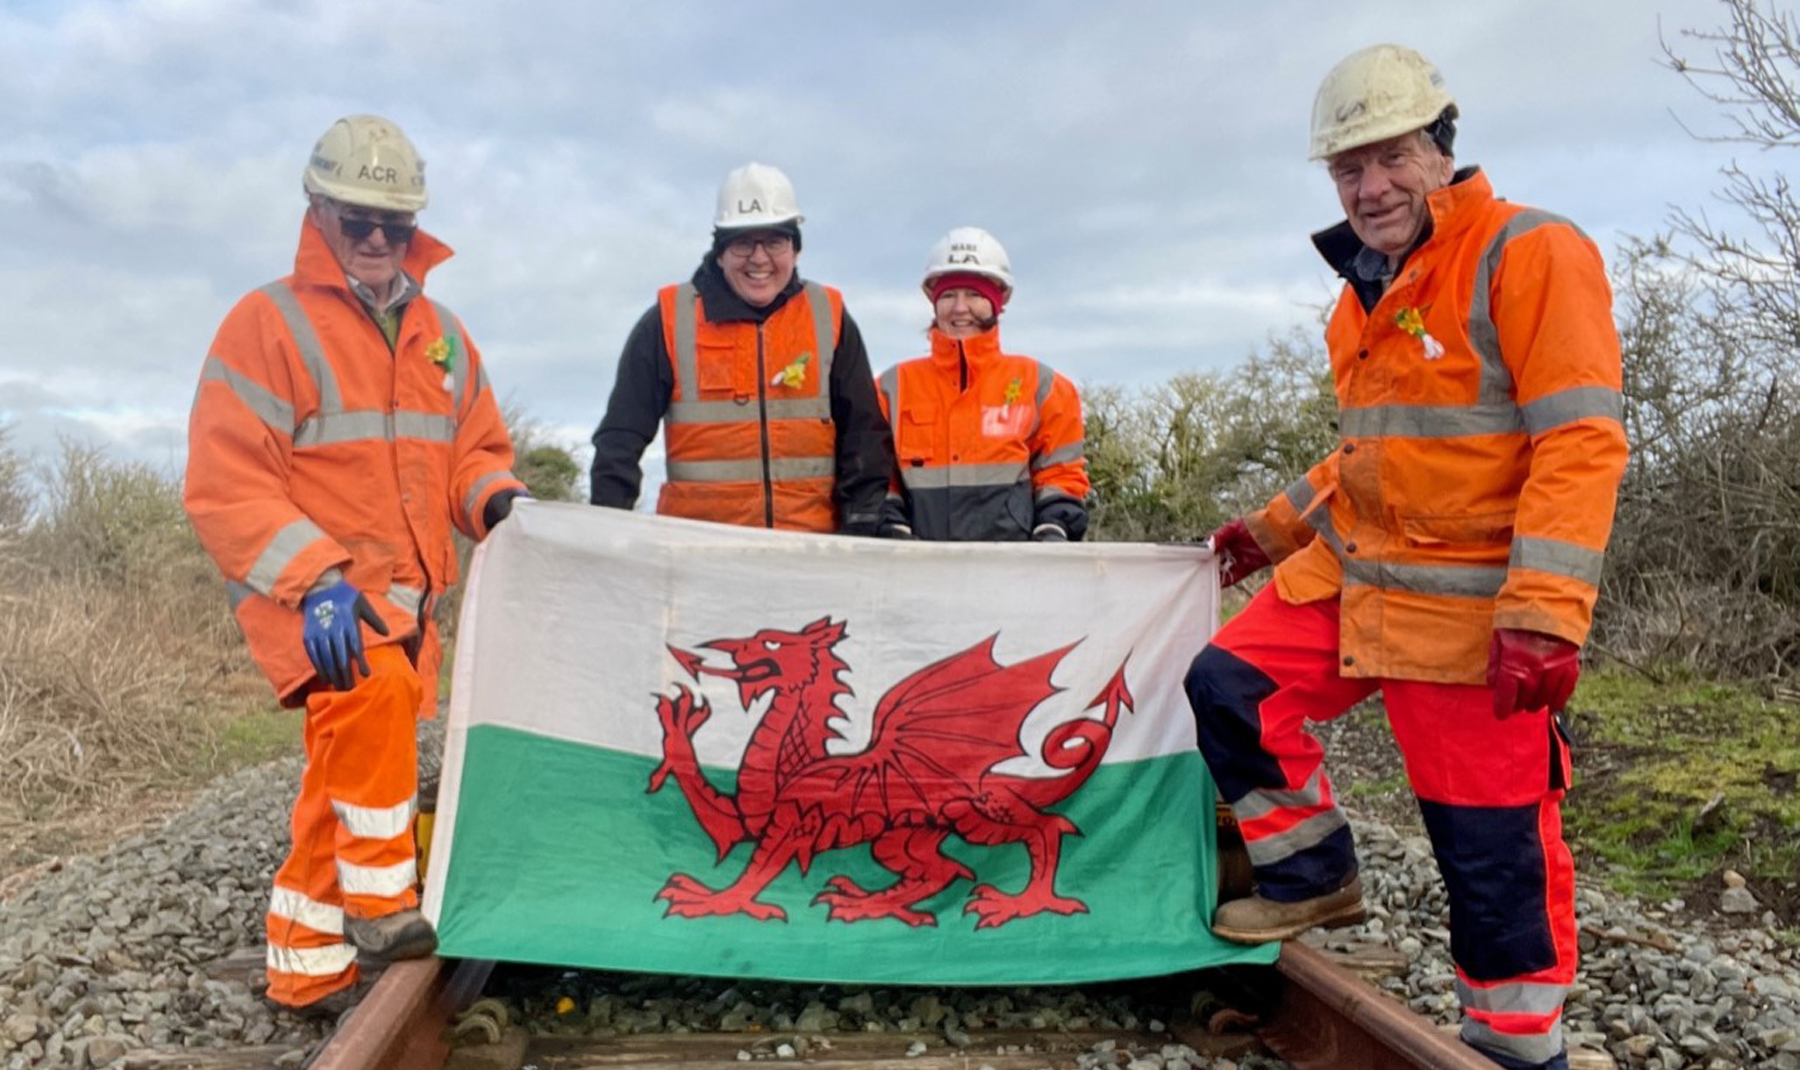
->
[184,114,526,1017]
[589,161,894,534]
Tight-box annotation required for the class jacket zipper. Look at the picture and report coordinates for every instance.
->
[755,325,774,527]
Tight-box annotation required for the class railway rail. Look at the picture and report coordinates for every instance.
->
[306,941,1499,1070]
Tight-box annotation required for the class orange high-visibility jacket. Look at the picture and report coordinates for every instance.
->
[654,281,842,531]
[876,327,1089,541]
[184,218,523,709]
[1245,170,1627,684]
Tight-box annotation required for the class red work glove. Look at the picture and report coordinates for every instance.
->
[1209,518,1271,588]
[1488,628,1581,718]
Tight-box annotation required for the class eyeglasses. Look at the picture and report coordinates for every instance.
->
[724,234,793,259]
[336,215,417,244]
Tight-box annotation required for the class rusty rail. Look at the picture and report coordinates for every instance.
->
[309,957,492,1070]
[309,942,1492,1070]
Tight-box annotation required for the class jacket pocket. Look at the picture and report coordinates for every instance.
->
[694,344,742,396]
[1398,510,1514,547]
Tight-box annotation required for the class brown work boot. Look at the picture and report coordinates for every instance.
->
[345,908,437,961]
[1211,874,1366,943]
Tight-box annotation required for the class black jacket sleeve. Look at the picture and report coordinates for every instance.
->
[827,309,897,536]
[589,306,672,508]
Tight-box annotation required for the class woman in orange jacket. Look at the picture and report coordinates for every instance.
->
[874,227,1089,541]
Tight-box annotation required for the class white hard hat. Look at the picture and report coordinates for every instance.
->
[921,226,1014,300]
[714,162,804,230]
[1309,44,1457,161]
[302,115,428,212]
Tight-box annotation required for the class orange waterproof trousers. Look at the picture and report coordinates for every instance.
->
[264,644,423,1007]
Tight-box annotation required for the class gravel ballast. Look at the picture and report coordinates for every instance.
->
[1,729,1795,1070]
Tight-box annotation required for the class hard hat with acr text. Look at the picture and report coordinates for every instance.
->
[714,162,804,230]
[302,115,428,212]
[1309,44,1457,161]
[921,226,1014,299]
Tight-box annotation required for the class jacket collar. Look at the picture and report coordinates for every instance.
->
[928,325,1003,374]
[1311,165,1487,287]
[692,253,804,324]
[291,213,453,294]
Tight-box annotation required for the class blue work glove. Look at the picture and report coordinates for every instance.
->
[301,579,390,692]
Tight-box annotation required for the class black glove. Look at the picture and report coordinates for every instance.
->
[484,488,528,532]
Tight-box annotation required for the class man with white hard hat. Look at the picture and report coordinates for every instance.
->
[184,115,526,1016]
[589,162,894,533]
[1184,45,1627,1070]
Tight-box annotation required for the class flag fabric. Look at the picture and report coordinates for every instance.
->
[422,503,1277,982]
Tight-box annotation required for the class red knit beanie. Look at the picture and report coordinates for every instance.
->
[928,272,1007,311]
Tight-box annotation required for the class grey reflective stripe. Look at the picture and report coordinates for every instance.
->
[200,356,295,435]
[1510,537,1604,585]
[1456,978,1569,1017]
[1343,558,1507,598]
[294,409,454,448]
[899,461,1030,491]
[1522,385,1623,435]
[670,283,698,418]
[1461,1019,1563,1065]
[1339,402,1524,439]
[877,366,899,420]
[1233,766,1329,823]
[1029,360,1054,438]
[666,457,833,482]
[1032,440,1084,469]
[1285,475,1315,515]
[1035,485,1080,505]
[426,298,473,417]
[667,285,835,425]
[247,517,330,596]
[1303,498,1342,551]
[803,281,835,388]
[259,282,342,415]
[1244,808,1349,867]
[226,580,254,610]
[464,469,517,522]
[386,583,425,617]
[1467,209,1583,406]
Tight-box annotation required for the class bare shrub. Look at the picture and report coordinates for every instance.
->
[1086,329,1336,543]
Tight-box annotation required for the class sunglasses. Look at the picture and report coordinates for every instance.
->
[336,215,417,244]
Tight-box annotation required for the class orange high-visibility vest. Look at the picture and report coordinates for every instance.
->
[1246,170,1628,683]
[654,281,842,531]
[185,218,523,710]
[876,327,1088,541]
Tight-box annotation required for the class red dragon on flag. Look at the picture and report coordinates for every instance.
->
[646,617,1133,929]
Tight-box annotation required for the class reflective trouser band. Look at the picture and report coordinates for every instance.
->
[267,941,357,977]
[331,797,417,840]
[1241,808,1349,868]
[269,886,344,936]
[1457,978,1569,1017]
[1461,1018,1564,1066]
[665,456,833,482]
[337,858,417,898]
[1233,765,1329,821]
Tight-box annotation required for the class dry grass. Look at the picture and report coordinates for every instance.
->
[0,436,272,874]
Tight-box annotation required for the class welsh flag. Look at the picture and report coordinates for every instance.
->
[422,504,1277,981]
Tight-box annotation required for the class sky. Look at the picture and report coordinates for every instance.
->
[0,0,1750,492]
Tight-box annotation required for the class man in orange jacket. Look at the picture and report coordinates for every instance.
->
[184,115,526,1015]
[1185,47,1627,1070]
[588,162,894,533]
